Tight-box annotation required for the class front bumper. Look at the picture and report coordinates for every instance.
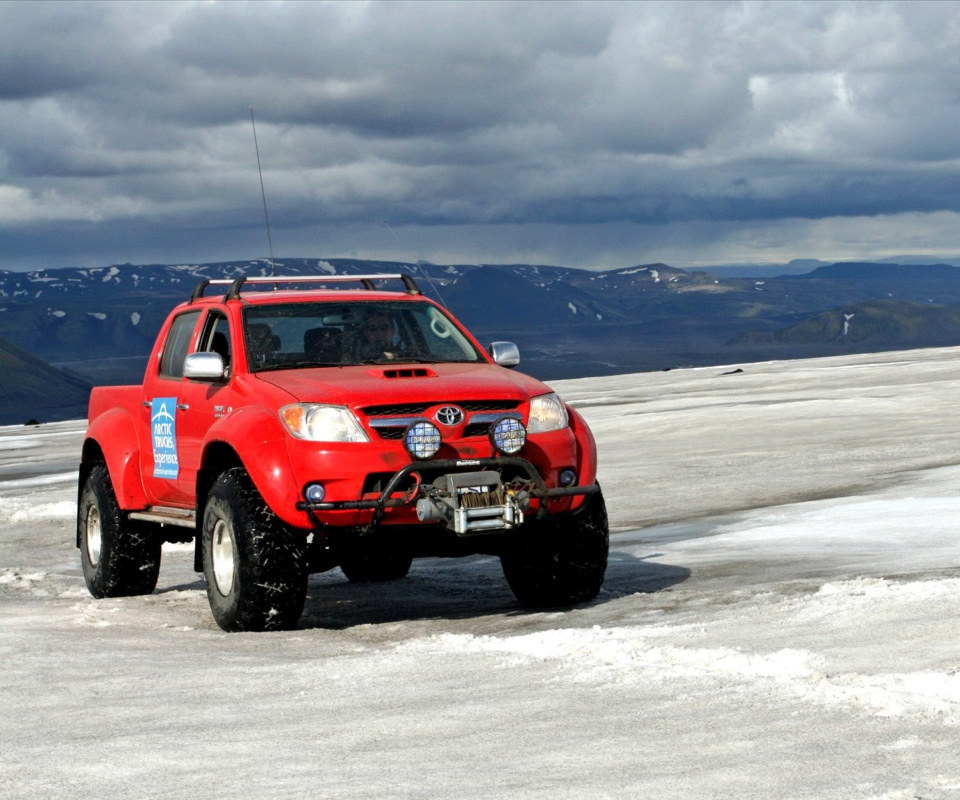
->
[295,456,599,533]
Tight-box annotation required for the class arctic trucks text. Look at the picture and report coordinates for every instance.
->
[77,273,608,631]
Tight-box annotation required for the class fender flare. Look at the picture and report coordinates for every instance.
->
[201,406,306,530]
[567,406,599,511]
[82,407,148,511]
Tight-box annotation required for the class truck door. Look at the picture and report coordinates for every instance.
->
[140,309,202,506]
[176,310,234,499]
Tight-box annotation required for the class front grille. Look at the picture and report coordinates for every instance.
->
[460,400,522,412]
[375,423,491,440]
[463,423,491,438]
[363,402,433,417]
[376,423,498,440]
[362,399,521,417]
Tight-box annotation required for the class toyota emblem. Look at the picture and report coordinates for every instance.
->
[435,406,464,426]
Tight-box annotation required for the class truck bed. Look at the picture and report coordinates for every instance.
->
[88,385,141,423]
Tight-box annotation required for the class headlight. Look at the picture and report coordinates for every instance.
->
[527,393,569,433]
[280,404,369,443]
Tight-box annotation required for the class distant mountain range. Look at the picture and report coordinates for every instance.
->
[3,257,960,422]
[734,300,960,347]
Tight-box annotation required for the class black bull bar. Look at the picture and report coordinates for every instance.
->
[295,457,599,527]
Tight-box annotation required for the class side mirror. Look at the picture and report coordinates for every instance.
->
[488,341,520,368]
[184,352,226,381]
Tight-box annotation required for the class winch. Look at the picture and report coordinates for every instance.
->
[415,471,530,535]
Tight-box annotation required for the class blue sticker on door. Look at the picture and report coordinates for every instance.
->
[151,397,179,479]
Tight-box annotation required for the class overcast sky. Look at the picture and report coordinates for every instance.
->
[2,0,960,272]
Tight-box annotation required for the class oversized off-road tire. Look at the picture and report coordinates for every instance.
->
[78,463,161,598]
[500,490,609,607]
[339,549,413,583]
[201,467,308,632]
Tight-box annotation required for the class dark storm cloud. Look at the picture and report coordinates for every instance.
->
[2,0,960,269]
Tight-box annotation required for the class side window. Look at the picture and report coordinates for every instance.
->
[197,311,232,376]
[159,310,201,379]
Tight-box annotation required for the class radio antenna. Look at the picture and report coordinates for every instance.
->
[383,220,449,309]
[250,107,276,278]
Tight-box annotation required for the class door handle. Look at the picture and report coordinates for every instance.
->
[142,400,152,407]
[177,404,189,411]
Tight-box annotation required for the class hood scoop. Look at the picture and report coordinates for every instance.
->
[370,367,437,379]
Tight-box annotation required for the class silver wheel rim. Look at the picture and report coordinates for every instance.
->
[85,504,102,566]
[211,519,236,596]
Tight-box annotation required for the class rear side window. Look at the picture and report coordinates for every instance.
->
[159,310,201,378]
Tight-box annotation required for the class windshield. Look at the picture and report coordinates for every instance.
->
[242,300,484,372]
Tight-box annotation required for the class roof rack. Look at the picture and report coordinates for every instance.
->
[189,273,421,303]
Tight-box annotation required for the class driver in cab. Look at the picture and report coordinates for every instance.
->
[358,312,399,361]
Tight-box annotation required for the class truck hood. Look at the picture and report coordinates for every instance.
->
[252,362,553,407]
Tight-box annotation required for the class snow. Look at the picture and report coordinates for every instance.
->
[568,301,577,314]
[51,310,66,318]
[101,266,119,282]
[4,347,960,798]
[130,312,141,326]
[86,312,107,320]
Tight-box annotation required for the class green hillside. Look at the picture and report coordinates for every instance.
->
[0,335,91,424]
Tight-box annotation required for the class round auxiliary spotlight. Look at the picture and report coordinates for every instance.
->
[490,416,526,456]
[404,420,442,460]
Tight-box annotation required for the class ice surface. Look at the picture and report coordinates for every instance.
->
[3,347,960,799]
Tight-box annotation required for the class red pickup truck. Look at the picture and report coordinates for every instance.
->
[77,274,607,631]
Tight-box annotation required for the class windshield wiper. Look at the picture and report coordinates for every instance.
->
[255,360,341,372]
[355,357,439,366]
